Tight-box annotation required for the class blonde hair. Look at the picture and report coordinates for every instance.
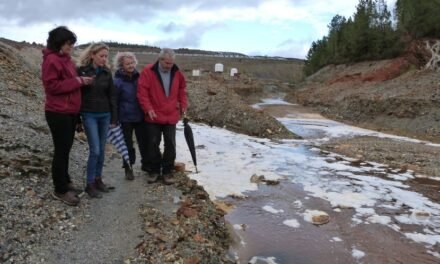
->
[113,51,138,70]
[77,42,110,67]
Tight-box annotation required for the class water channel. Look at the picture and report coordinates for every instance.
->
[176,99,440,264]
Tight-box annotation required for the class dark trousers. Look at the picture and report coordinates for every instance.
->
[144,123,176,174]
[121,122,147,169]
[45,111,77,194]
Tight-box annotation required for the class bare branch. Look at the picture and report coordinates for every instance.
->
[424,40,440,70]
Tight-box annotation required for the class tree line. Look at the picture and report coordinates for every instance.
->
[304,0,440,76]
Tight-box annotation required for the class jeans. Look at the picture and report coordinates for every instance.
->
[144,123,176,174]
[121,122,147,169]
[45,111,77,194]
[81,112,111,184]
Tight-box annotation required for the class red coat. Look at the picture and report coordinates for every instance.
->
[137,62,188,125]
[41,48,83,113]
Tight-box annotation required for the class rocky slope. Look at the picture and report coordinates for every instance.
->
[0,39,93,263]
[286,46,440,143]
[186,73,299,139]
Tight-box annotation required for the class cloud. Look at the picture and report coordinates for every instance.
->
[247,38,310,58]
[160,22,180,33]
[0,1,398,58]
[1,0,358,25]
[0,1,171,24]
[153,22,224,49]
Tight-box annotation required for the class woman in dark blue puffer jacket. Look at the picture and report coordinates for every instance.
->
[113,52,146,180]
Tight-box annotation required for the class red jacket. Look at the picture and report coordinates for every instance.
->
[41,48,83,114]
[137,61,188,125]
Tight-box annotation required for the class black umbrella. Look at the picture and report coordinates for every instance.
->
[183,115,198,173]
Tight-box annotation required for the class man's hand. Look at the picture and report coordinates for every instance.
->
[147,110,157,120]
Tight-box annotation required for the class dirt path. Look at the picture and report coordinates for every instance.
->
[39,155,149,264]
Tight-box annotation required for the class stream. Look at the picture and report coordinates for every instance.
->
[176,99,440,264]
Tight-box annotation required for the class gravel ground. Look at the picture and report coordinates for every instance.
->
[33,156,148,264]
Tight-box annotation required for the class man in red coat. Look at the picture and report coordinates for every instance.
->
[137,48,188,184]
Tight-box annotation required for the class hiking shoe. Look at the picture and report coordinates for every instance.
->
[163,173,176,185]
[125,167,134,180]
[67,182,82,196]
[85,183,103,198]
[95,178,110,192]
[146,173,159,184]
[52,191,80,206]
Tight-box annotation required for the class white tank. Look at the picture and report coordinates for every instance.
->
[214,63,224,72]
[230,68,238,77]
[192,69,200,76]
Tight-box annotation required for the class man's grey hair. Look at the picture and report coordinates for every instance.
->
[158,48,176,60]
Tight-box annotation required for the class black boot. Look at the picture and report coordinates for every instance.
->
[163,173,176,185]
[125,167,134,180]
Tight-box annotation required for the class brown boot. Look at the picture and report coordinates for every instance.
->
[94,177,109,192]
[125,167,134,180]
[52,191,80,206]
[85,183,103,198]
[163,173,175,185]
[146,172,159,184]
[67,182,82,196]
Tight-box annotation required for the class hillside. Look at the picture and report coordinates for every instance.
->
[121,51,304,84]
[286,44,440,143]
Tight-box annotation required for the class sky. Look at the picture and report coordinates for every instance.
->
[0,0,396,59]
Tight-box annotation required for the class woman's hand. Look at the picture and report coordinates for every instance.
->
[81,76,94,85]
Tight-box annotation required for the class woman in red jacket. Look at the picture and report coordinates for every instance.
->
[41,26,94,206]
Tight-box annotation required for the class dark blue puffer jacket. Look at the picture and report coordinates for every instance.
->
[114,69,144,123]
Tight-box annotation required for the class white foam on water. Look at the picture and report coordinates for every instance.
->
[252,98,296,109]
[263,205,284,214]
[331,237,343,242]
[352,248,366,259]
[366,215,392,225]
[404,233,440,246]
[249,256,279,264]
[283,219,300,228]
